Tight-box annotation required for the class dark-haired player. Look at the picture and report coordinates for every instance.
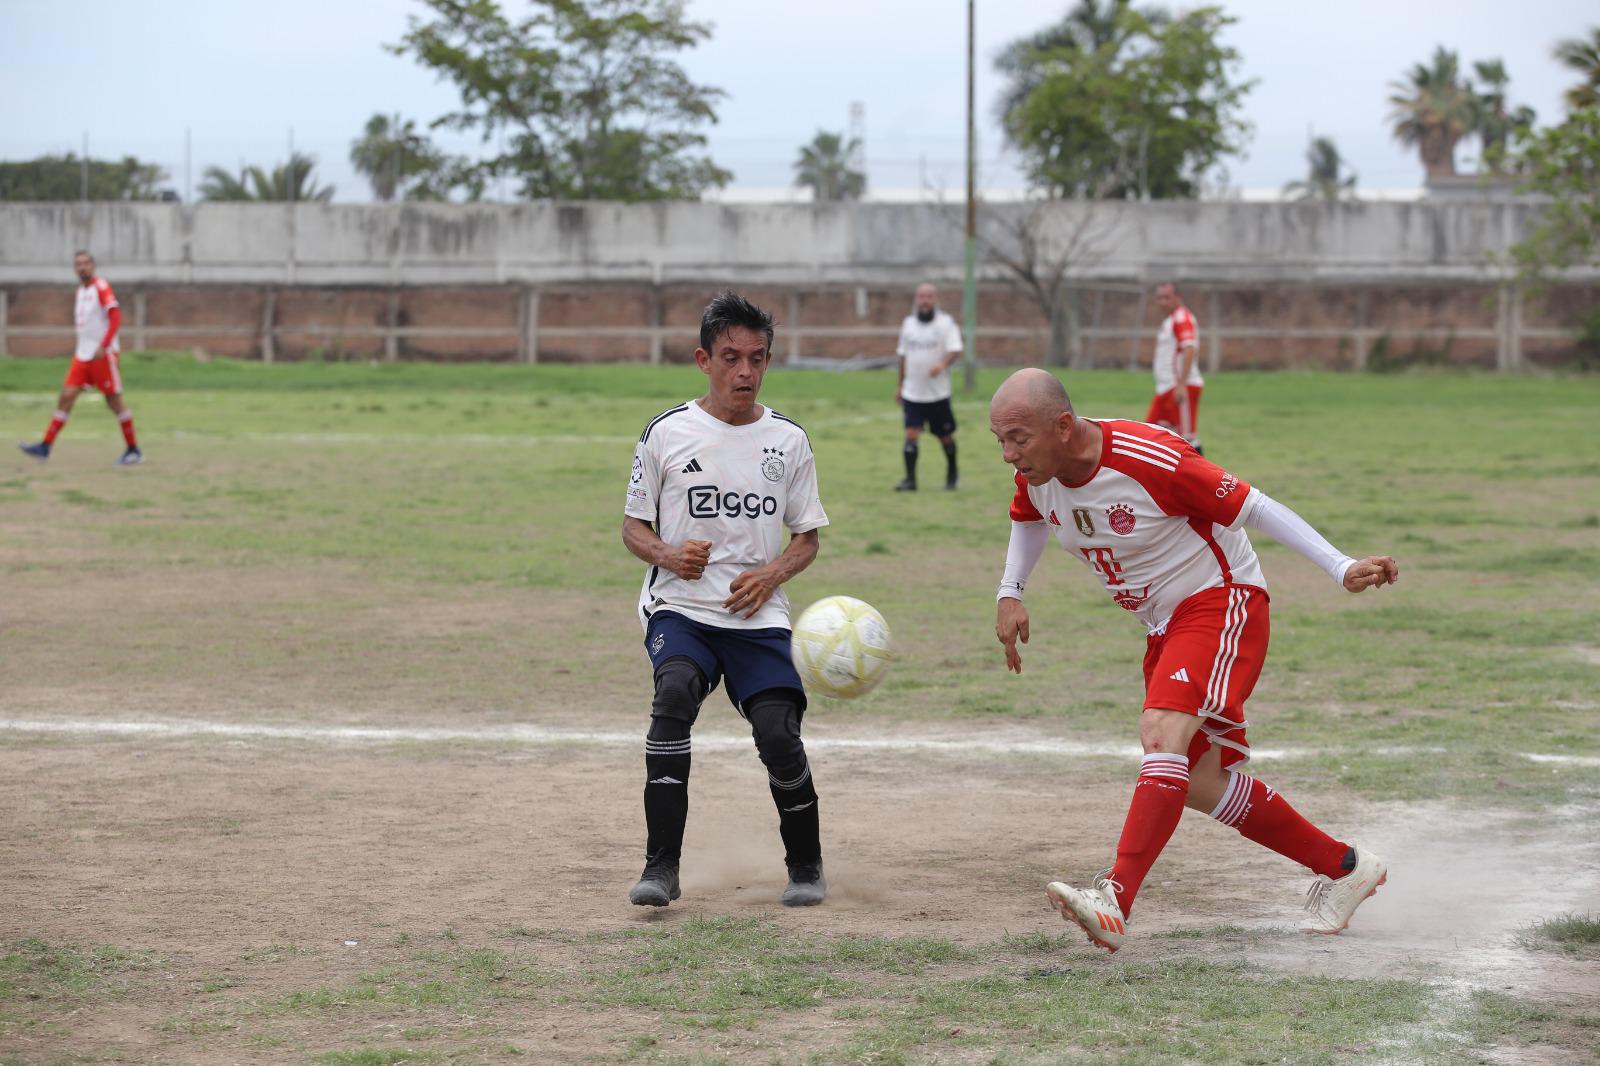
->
[622,291,830,908]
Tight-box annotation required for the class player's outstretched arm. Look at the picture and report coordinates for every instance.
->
[725,529,819,619]
[621,517,711,580]
[1241,492,1397,593]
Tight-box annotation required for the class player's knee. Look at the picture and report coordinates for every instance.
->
[1139,707,1198,755]
[745,690,806,769]
[650,657,707,728]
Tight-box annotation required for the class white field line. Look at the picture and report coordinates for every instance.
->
[1,716,1592,767]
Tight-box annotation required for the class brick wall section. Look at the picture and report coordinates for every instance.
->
[1,281,1594,368]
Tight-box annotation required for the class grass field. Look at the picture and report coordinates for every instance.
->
[2,353,1598,1064]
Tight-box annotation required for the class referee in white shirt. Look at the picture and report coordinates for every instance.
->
[894,283,963,491]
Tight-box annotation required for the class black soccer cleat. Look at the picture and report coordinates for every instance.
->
[893,478,916,492]
[629,864,681,907]
[18,441,49,460]
[782,861,826,907]
[117,447,144,466]
[944,476,958,491]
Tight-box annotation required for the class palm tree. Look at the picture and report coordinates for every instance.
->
[350,113,442,201]
[1554,27,1600,112]
[793,131,865,202]
[1470,59,1536,171]
[198,153,334,202]
[1283,137,1357,202]
[1388,46,1475,179]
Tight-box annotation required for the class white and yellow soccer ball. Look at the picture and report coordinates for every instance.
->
[791,595,892,699]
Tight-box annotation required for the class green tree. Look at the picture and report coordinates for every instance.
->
[1388,46,1474,179]
[1283,137,1357,202]
[793,131,864,202]
[1554,27,1600,112]
[198,153,335,202]
[997,5,1253,199]
[350,113,453,201]
[390,0,730,201]
[993,0,1168,120]
[0,154,168,201]
[1509,108,1600,282]
[1470,59,1536,171]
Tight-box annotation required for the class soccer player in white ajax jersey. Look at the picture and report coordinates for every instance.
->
[989,369,1398,952]
[622,292,830,908]
[18,250,143,465]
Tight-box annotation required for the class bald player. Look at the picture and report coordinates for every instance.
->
[989,368,1397,952]
[893,283,963,491]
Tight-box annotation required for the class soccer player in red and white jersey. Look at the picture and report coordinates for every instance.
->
[18,251,143,465]
[1147,282,1203,451]
[989,369,1398,952]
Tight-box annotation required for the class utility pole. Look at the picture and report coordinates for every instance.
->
[961,0,978,393]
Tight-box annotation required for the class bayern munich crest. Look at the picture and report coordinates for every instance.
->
[761,446,785,482]
[1106,503,1137,536]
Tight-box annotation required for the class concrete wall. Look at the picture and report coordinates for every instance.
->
[0,202,1592,368]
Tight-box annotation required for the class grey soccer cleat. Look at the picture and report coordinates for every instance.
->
[782,862,826,907]
[628,864,681,907]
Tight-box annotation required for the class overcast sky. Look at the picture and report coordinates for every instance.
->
[0,0,1589,201]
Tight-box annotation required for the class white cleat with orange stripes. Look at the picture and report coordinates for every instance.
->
[1300,845,1388,935]
[1045,873,1127,952]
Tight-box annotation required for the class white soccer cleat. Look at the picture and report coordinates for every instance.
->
[1300,845,1388,935]
[1045,873,1127,952]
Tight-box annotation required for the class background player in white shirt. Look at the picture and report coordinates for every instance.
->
[1147,282,1203,452]
[18,251,143,465]
[989,369,1398,952]
[894,282,963,491]
[622,292,830,908]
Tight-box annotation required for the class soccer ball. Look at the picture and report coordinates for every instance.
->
[791,595,892,699]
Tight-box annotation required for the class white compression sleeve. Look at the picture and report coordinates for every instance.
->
[997,520,1050,601]
[1242,491,1356,586]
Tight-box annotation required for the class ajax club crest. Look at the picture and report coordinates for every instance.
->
[1106,503,1137,536]
[761,446,786,482]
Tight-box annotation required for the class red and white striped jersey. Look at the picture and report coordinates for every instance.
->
[1153,305,1201,393]
[1008,420,1264,633]
[74,276,119,360]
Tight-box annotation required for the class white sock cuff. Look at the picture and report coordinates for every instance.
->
[1209,770,1252,826]
[117,410,133,422]
[1138,752,1190,783]
[53,409,69,420]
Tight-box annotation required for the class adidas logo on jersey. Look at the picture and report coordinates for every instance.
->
[682,458,703,473]
[1169,667,1191,682]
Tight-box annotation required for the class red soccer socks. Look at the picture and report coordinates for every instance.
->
[1108,753,1190,916]
[1210,770,1348,879]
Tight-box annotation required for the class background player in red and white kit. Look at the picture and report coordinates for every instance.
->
[18,251,143,465]
[1147,282,1202,452]
[988,368,1398,952]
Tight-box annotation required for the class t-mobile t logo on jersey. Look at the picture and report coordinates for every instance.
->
[1079,546,1124,586]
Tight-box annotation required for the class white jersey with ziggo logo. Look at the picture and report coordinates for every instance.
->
[626,400,828,631]
[1008,420,1264,633]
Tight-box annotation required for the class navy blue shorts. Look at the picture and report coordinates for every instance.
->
[644,610,807,713]
[902,397,957,437]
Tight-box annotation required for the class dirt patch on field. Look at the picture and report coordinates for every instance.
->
[3,726,1596,1063]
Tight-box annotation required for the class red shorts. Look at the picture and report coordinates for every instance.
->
[1146,385,1202,438]
[1142,584,1268,770]
[64,353,123,395]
